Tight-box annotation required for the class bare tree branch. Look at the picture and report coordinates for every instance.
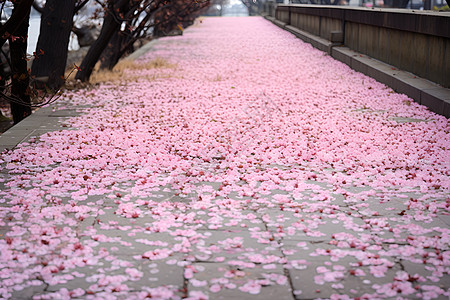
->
[0,0,34,49]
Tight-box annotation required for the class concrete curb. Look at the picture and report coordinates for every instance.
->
[0,106,85,153]
[265,16,450,118]
[125,39,160,61]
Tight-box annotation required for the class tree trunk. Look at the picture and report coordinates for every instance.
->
[72,25,97,48]
[30,0,76,91]
[75,0,130,82]
[153,8,172,37]
[0,0,34,49]
[99,29,132,70]
[9,1,32,124]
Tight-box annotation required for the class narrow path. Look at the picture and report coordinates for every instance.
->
[0,17,449,300]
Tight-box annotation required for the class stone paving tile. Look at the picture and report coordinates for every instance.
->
[194,212,267,232]
[42,257,185,294]
[0,131,29,145]
[80,230,179,256]
[187,262,294,300]
[193,230,283,262]
[11,284,47,300]
[0,144,15,153]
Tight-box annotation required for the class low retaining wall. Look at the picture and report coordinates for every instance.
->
[263,3,450,117]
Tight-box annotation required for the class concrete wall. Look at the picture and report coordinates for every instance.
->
[272,4,450,89]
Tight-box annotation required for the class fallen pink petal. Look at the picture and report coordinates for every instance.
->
[0,10,449,300]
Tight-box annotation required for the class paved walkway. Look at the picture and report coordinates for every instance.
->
[0,17,449,300]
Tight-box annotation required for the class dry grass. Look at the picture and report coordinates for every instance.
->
[65,57,177,85]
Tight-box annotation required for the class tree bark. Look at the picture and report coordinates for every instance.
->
[9,1,32,124]
[99,28,133,70]
[75,0,130,82]
[0,0,34,49]
[30,0,76,91]
[72,25,97,47]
